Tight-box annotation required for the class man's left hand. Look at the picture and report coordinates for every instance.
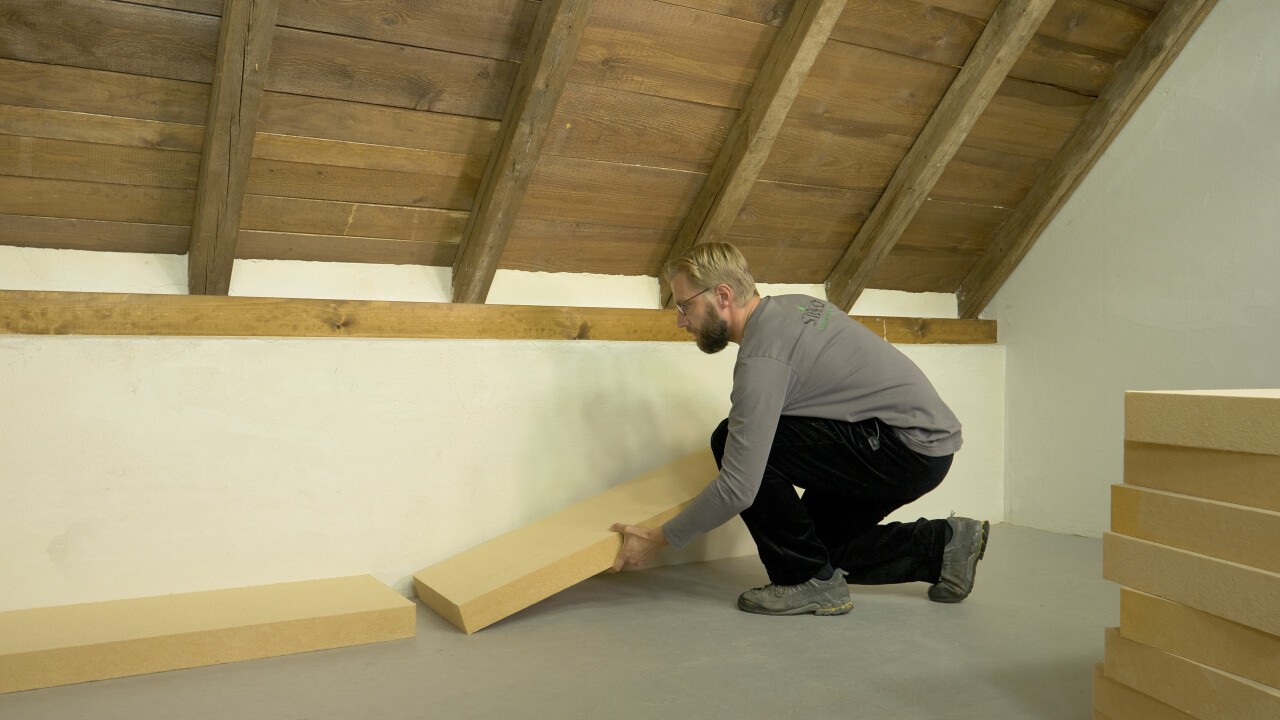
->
[610,523,669,572]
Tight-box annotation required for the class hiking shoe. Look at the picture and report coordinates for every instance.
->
[929,516,990,603]
[737,569,853,616]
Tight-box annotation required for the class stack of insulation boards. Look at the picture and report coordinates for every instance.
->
[1096,390,1280,720]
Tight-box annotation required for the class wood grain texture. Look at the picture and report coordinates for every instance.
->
[236,230,457,266]
[0,214,188,254]
[760,118,911,191]
[517,155,705,232]
[258,92,499,158]
[274,0,538,62]
[0,291,999,343]
[0,104,203,153]
[958,0,1219,317]
[660,0,849,306]
[240,195,468,243]
[0,176,195,226]
[569,0,776,109]
[967,79,1094,159]
[825,0,1054,311]
[543,82,734,173]
[245,159,480,210]
[0,135,200,189]
[867,249,980,292]
[0,0,219,83]
[188,0,280,296]
[1093,663,1197,720]
[0,59,211,125]
[266,27,518,118]
[453,0,594,304]
[503,219,673,275]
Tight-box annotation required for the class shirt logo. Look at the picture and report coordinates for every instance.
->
[797,299,833,331]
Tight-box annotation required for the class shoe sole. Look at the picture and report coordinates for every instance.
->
[738,599,854,616]
[930,520,990,604]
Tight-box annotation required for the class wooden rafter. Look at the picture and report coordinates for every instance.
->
[825,0,1054,311]
[658,0,849,307]
[187,0,279,296]
[0,291,997,345]
[450,0,593,304]
[957,0,1219,319]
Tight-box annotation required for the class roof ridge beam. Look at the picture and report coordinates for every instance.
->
[824,0,1055,312]
[188,0,280,296]
[451,0,593,305]
[659,0,849,307]
[957,0,1219,319]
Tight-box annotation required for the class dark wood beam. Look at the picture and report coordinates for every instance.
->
[187,0,279,295]
[957,0,1218,319]
[825,0,1054,311]
[659,0,848,307]
[451,0,593,304]
[0,291,998,344]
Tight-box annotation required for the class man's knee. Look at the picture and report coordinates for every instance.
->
[710,418,730,469]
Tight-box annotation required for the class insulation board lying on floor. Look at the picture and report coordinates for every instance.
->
[414,450,717,633]
[1104,628,1280,720]
[0,575,415,694]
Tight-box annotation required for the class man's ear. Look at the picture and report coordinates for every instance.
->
[715,283,733,308]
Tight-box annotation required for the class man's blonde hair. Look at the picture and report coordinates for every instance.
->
[665,242,758,307]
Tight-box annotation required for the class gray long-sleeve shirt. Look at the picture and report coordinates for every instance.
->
[661,295,963,549]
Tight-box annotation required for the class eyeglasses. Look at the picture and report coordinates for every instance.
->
[675,287,710,316]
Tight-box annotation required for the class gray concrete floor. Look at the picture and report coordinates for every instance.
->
[2,524,1116,719]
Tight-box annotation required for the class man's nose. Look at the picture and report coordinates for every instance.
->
[676,312,689,329]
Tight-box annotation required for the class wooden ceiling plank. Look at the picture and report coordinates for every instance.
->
[236,230,458,267]
[187,0,280,296]
[450,0,594,305]
[0,176,195,226]
[957,0,1217,318]
[825,0,1054,311]
[0,214,189,255]
[0,290,998,345]
[658,0,849,307]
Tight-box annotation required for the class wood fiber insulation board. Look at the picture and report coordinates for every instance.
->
[1103,532,1280,637]
[1120,588,1280,690]
[0,575,414,695]
[414,450,717,633]
[1111,484,1280,573]
[1093,663,1198,720]
[1104,628,1280,720]
[1125,390,1280,455]
[1125,441,1280,513]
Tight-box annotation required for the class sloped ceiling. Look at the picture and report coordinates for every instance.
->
[0,0,1214,318]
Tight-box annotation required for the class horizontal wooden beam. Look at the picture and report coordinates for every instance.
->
[0,291,997,344]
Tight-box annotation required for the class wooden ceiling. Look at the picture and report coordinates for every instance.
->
[0,0,1214,318]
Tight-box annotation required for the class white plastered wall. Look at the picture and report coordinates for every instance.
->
[0,250,1001,614]
[987,1,1280,536]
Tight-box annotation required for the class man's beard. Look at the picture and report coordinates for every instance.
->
[695,312,731,354]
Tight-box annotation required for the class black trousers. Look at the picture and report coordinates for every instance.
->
[711,416,953,586]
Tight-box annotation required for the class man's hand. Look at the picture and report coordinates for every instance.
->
[610,523,669,572]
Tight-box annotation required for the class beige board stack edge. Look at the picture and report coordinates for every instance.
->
[1103,532,1280,637]
[1093,663,1198,720]
[1104,628,1280,720]
[0,575,415,695]
[1124,441,1280,513]
[1110,483,1280,574]
[1124,390,1280,456]
[413,449,718,633]
[1120,588,1280,690]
